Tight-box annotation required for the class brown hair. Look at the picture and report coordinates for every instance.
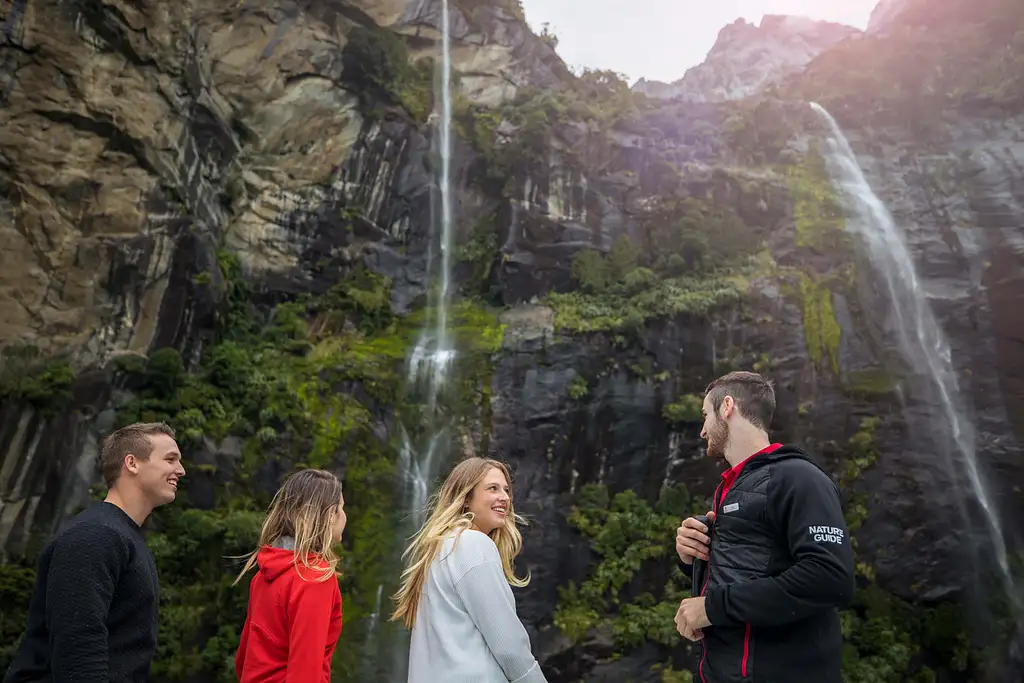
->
[234,468,344,584]
[704,371,776,431]
[391,457,528,629]
[100,422,176,487]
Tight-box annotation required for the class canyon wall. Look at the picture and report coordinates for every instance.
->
[1,0,1022,681]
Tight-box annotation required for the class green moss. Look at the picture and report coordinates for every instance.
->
[845,369,897,397]
[0,562,35,671]
[788,144,848,253]
[553,483,708,664]
[341,25,434,123]
[653,665,694,683]
[663,394,703,424]
[568,375,588,400]
[547,275,744,334]
[798,273,841,375]
[0,348,76,416]
[455,211,500,292]
[837,416,880,535]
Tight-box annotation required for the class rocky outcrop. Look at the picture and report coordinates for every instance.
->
[867,0,913,33]
[0,0,560,554]
[633,15,859,102]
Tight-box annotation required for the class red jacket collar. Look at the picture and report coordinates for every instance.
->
[721,442,783,487]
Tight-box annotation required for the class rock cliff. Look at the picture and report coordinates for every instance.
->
[1,0,1023,682]
[868,0,912,33]
[632,15,859,102]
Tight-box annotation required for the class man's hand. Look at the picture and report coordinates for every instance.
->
[675,597,711,642]
[676,511,716,564]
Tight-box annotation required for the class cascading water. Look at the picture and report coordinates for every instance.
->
[370,2,459,681]
[808,102,1023,638]
[407,0,456,412]
[402,0,456,516]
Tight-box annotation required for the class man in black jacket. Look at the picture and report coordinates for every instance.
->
[673,371,855,683]
[4,422,185,683]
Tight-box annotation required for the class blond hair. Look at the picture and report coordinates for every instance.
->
[390,457,529,629]
[100,422,176,487]
[234,468,343,584]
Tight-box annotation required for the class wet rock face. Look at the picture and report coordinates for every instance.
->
[0,0,553,549]
[1,0,1023,680]
[827,113,1024,589]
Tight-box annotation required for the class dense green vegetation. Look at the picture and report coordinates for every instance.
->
[455,69,642,184]
[546,187,769,334]
[552,483,707,677]
[342,24,434,122]
[0,348,76,416]
[0,561,35,669]
[0,252,503,680]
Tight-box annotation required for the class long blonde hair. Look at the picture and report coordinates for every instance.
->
[234,468,343,584]
[390,457,530,629]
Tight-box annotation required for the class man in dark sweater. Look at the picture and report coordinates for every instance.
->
[4,421,185,683]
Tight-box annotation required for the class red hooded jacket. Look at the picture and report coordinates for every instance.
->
[235,546,343,683]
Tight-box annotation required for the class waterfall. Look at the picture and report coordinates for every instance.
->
[402,0,456,530]
[808,102,1022,622]
[378,2,459,681]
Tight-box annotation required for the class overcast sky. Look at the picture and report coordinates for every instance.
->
[518,0,881,84]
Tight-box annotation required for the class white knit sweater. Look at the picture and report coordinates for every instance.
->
[406,529,547,683]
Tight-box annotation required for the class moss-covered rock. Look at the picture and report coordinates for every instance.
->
[553,483,708,661]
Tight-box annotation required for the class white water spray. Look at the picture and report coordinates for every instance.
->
[808,102,1018,605]
[380,4,459,681]
[407,0,456,411]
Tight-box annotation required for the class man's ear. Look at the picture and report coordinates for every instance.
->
[720,395,736,419]
[124,453,139,475]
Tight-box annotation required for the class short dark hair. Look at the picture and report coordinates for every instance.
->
[704,371,776,431]
[100,422,176,487]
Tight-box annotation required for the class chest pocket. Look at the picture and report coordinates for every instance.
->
[712,488,773,574]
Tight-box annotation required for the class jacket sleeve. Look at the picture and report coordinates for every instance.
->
[454,562,548,683]
[704,460,855,628]
[235,598,252,678]
[285,574,340,683]
[45,524,128,683]
[448,531,547,683]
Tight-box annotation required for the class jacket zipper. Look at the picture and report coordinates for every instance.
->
[698,482,724,683]
[742,622,751,677]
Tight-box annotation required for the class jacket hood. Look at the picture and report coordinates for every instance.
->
[257,546,299,582]
[746,443,835,479]
[256,545,332,582]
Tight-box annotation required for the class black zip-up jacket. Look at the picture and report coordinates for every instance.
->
[681,444,855,683]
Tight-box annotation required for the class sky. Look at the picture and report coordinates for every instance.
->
[518,0,882,85]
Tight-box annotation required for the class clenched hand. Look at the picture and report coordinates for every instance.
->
[675,597,711,641]
[675,511,716,564]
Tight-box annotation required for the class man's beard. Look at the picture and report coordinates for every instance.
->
[705,419,730,460]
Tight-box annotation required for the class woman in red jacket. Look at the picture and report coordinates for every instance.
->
[234,468,347,683]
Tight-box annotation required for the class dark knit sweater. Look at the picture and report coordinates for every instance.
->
[3,502,160,683]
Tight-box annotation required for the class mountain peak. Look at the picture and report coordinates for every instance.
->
[634,14,861,102]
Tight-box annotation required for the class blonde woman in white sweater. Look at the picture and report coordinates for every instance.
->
[391,457,547,683]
